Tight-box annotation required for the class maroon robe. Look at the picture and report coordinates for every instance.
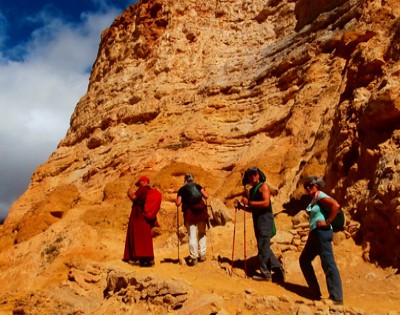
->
[123,186,154,261]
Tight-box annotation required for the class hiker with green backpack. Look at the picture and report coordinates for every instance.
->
[300,176,343,305]
[235,167,285,282]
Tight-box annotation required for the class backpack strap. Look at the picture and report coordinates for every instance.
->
[250,182,264,201]
[310,190,320,205]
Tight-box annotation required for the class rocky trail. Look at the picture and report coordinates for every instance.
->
[0,204,399,315]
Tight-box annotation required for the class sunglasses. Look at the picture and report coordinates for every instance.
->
[304,184,315,190]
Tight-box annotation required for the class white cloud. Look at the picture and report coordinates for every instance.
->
[0,4,127,220]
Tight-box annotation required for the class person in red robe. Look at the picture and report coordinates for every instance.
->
[123,176,155,267]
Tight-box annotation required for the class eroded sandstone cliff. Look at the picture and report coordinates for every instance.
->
[0,0,399,313]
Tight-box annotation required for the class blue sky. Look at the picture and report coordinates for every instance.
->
[0,0,136,220]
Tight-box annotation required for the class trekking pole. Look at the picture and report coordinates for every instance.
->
[207,218,214,253]
[207,199,216,225]
[205,200,214,252]
[176,206,180,261]
[231,205,238,275]
[243,209,247,277]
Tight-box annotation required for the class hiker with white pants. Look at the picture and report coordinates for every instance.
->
[176,173,209,266]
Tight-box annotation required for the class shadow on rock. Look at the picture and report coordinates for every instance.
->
[280,282,319,301]
[217,255,259,277]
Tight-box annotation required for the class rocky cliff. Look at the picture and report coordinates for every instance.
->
[0,0,399,314]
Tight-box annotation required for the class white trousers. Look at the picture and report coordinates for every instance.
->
[185,221,207,259]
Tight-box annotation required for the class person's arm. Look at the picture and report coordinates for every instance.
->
[176,195,182,207]
[201,187,208,199]
[127,187,137,202]
[316,197,340,227]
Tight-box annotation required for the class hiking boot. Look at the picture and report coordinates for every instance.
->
[187,257,198,266]
[139,259,155,267]
[252,274,272,282]
[123,259,140,265]
[198,256,206,262]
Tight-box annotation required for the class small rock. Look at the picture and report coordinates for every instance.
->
[274,230,294,245]
[292,211,309,226]
[279,295,291,303]
[330,304,344,312]
[346,307,366,315]
[365,272,377,281]
[297,304,314,315]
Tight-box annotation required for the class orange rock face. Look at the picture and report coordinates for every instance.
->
[0,0,400,314]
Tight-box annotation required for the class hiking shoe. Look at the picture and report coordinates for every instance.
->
[321,298,343,305]
[187,257,198,266]
[199,256,206,262]
[252,274,272,282]
[139,259,155,267]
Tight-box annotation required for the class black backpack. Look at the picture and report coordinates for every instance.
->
[185,183,203,205]
[319,203,346,232]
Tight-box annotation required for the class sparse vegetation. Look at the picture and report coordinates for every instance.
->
[42,237,63,262]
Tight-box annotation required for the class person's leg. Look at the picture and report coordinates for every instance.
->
[251,221,270,280]
[256,234,273,279]
[318,229,343,302]
[268,243,282,270]
[259,212,281,274]
[300,229,322,299]
[186,222,198,262]
[197,221,207,260]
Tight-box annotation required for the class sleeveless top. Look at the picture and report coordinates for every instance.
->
[306,191,332,231]
[249,183,272,215]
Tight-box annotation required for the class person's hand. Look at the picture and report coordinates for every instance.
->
[241,197,249,206]
[316,220,330,228]
[234,199,244,210]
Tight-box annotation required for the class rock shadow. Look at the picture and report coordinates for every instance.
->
[217,255,274,279]
[280,282,319,300]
